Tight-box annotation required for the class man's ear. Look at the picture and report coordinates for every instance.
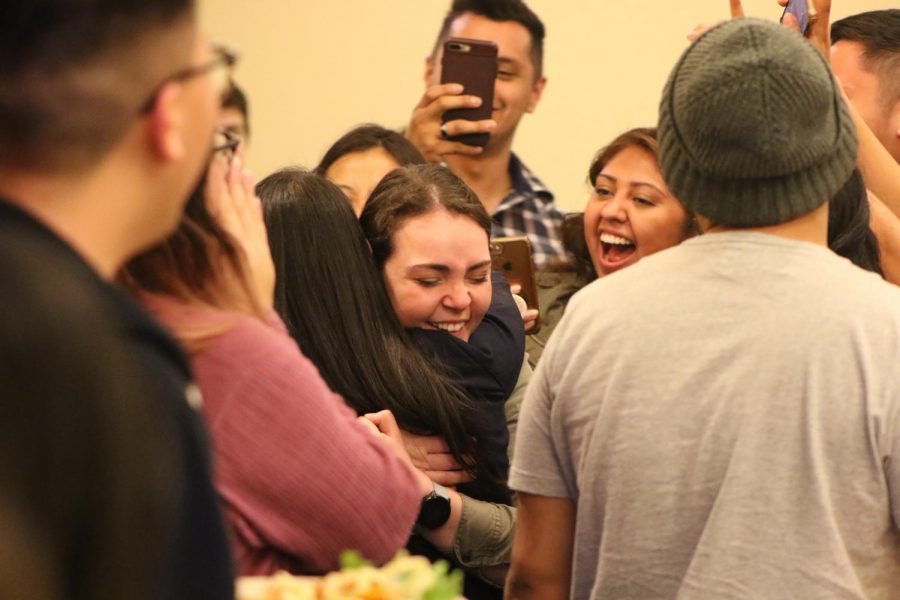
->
[893,100,900,141]
[147,84,186,162]
[527,75,547,113]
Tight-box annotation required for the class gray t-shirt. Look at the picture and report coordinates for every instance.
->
[510,232,900,600]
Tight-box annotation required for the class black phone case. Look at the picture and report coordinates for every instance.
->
[440,38,498,148]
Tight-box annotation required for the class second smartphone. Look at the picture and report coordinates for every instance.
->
[491,236,541,334]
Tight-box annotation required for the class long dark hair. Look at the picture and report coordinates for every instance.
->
[359,164,491,270]
[828,168,883,276]
[257,168,492,480]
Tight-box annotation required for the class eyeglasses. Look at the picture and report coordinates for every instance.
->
[212,127,241,160]
[140,44,239,114]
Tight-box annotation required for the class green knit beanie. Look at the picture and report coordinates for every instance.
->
[658,18,858,227]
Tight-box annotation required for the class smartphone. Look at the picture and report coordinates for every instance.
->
[440,37,498,148]
[490,236,541,334]
[780,0,812,35]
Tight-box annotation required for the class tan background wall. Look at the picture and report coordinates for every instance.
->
[201,0,895,212]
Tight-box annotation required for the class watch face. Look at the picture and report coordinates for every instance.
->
[418,492,451,529]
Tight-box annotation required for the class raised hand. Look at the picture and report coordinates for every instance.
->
[205,151,275,309]
[405,83,496,163]
[778,0,832,58]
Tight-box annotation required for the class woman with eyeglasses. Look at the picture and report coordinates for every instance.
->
[120,151,430,577]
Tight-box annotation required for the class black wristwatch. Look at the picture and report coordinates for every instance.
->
[416,482,451,530]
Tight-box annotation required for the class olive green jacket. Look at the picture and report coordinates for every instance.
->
[526,270,588,368]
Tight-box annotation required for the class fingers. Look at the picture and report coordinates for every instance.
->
[415,83,481,119]
[687,23,714,42]
[523,309,539,333]
[416,434,451,454]
[440,117,496,138]
[204,156,228,219]
[781,11,801,33]
[729,0,745,18]
[400,432,450,467]
[437,140,485,157]
[418,83,464,108]
[510,284,522,295]
[408,84,495,162]
[356,415,380,436]
[226,155,247,218]
[427,469,475,487]
[513,294,528,318]
[363,410,401,438]
[808,0,831,58]
[422,453,464,472]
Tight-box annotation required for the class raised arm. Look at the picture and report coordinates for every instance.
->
[779,0,900,215]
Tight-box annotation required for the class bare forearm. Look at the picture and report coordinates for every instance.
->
[868,193,900,285]
[417,487,464,552]
[847,97,900,218]
[506,494,575,599]
[505,573,568,600]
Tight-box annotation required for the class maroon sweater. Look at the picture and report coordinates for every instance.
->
[146,298,420,576]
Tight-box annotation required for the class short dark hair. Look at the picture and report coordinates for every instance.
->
[221,80,250,140]
[257,168,503,488]
[0,0,195,172]
[432,0,546,79]
[832,10,900,108]
[360,164,491,271]
[827,168,884,277]
[315,124,426,176]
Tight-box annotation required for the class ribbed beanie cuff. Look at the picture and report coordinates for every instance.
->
[658,18,858,228]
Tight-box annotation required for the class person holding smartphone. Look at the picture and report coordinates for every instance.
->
[405,0,567,270]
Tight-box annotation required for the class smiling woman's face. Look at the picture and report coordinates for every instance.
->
[584,145,692,276]
[381,207,491,342]
[325,147,401,216]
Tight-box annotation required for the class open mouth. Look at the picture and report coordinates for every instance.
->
[599,232,636,270]
[428,321,466,334]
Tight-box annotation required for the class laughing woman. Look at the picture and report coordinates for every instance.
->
[527,128,698,365]
[527,127,887,366]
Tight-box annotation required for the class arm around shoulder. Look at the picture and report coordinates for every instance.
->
[211,322,420,571]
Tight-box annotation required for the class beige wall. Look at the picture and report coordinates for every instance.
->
[202,0,895,212]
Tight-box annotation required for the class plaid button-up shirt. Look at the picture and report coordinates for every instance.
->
[491,154,568,269]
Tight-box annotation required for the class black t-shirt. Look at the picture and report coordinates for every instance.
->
[0,200,234,599]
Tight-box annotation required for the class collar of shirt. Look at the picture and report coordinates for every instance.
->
[495,153,554,214]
